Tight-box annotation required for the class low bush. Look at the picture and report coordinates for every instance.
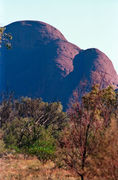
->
[2,117,57,162]
[0,97,68,162]
[28,126,56,162]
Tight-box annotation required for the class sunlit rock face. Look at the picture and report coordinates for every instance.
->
[1,20,118,109]
[72,48,118,89]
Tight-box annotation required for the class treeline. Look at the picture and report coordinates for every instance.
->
[0,85,118,180]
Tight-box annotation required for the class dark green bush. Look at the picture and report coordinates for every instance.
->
[2,117,57,162]
[0,96,68,161]
[28,126,56,162]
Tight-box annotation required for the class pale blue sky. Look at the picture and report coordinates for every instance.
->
[1,0,118,73]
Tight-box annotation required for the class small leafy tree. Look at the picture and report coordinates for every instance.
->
[58,85,117,180]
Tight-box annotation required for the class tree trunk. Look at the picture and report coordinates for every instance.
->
[78,173,84,180]
[80,174,84,180]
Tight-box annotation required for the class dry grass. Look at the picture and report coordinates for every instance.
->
[0,154,77,180]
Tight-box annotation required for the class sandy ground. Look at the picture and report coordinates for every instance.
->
[0,154,76,180]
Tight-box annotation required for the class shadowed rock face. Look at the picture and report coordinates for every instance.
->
[1,20,118,109]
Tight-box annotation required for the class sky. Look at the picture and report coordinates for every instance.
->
[1,0,118,73]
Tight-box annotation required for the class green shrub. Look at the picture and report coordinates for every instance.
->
[28,126,56,162]
[0,97,68,161]
[3,117,32,148]
[3,117,56,161]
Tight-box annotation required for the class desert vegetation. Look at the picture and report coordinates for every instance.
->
[0,85,117,179]
[0,27,12,48]
[57,85,118,179]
